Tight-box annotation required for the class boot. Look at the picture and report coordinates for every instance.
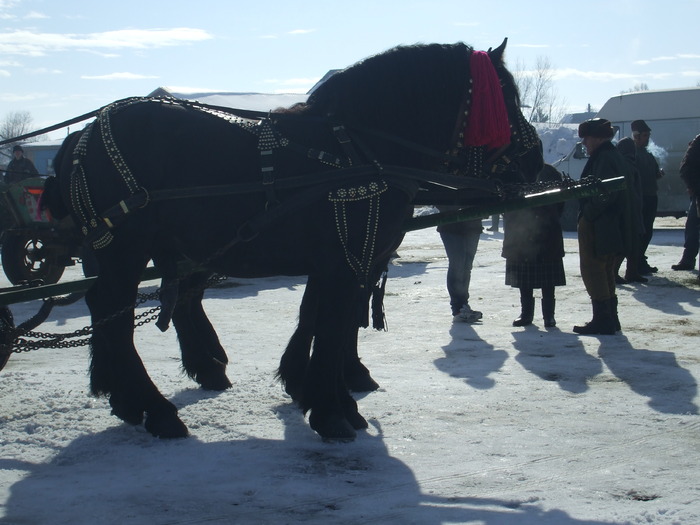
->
[512,288,534,327]
[542,294,556,328]
[610,295,621,332]
[573,299,616,335]
[672,259,696,271]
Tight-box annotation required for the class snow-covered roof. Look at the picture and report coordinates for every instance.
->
[597,87,700,122]
[148,70,342,111]
[148,88,309,112]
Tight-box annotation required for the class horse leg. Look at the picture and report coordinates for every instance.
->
[303,274,368,441]
[279,275,378,397]
[171,271,232,391]
[277,276,319,401]
[87,245,188,438]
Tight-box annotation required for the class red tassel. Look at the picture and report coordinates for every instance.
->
[463,51,511,150]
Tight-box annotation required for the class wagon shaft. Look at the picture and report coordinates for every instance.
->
[404,176,625,232]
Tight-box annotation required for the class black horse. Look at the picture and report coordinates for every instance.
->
[44,40,542,441]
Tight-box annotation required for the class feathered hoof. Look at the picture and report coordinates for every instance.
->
[197,370,232,391]
[310,412,357,443]
[345,372,380,393]
[282,381,303,403]
[144,411,189,439]
[344,360,380,393]
[109,394,145,426]
[346,410,368,430]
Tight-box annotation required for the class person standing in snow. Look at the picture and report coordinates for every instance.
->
[4,145,38,184]
[574,118,634,336]
[630,120,663,275]
[438,216,483,323]
[613,136,646,283]
[502,164,566,328]
[675,134,700,272]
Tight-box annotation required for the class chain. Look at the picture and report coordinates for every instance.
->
[6,274,227,354]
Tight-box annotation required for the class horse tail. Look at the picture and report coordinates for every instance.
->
[40,176,68,219]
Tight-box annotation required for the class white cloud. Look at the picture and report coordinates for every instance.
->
[554,67,641,82]
[635,53,700,66]
[28,67,61,75]
[287,29,315,36]
[0,91,47,103]
[0,28,213,57]
[81,72,159,80]
[0,70,9,77]
[25,10,47,19]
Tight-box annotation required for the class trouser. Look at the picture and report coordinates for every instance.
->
[439,229,481,315]
[639,194,658,262]
[681,196,699,263]
[578,217,616,301]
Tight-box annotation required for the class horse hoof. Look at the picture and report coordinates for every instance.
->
[198,372,232,391]
[144,411,189,439]
[109,395,144,426]
[282,381,303,403]
[309,412,357,442]
[346,411,368,430]
[345,373,380,393]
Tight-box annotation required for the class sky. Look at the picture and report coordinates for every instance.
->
[1,0,700,139]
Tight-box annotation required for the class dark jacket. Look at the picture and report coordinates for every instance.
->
[680,134,700,196]
[502,165,564,262]
[636,145,661,196]
[578,141,634,257]
[5,156,38,184]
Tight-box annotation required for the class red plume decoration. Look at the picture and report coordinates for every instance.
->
[462,51,511,150]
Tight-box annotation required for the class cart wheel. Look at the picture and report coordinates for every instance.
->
[1,232,65,285]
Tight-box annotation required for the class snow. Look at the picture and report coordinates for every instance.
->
[534,123,580,165]
[1,217,699,524]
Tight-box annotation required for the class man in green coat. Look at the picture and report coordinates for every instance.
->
[574,118,635,335]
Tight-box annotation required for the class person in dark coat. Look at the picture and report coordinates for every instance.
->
[574,118,635,336]
[4,145,38,184]
[676,134,700,271]
[631,120,663,274]
[614,136,646,283]
[502,164,566,328]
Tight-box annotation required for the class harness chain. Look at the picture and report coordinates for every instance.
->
[329,181,388,289]
[7,273,229,353]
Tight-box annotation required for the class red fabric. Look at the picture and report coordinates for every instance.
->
[463,51,511,150]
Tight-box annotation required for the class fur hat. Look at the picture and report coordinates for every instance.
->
[631,119,651,133]
[578,118,615,139]
[12,145,23,152]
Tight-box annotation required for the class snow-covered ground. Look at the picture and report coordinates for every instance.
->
[1,217,699,525]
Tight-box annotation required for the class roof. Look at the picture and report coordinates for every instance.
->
[596,87,700,122]
[147,88,309,112]
[148,70,341,112]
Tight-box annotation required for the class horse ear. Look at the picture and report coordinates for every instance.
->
[487,38,508,63]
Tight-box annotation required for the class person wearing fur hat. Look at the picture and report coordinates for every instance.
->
[630,119,663,274]
[574,118,635,335]
[5,144,38,184]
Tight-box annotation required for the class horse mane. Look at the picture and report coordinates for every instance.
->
[300,43,474,147]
